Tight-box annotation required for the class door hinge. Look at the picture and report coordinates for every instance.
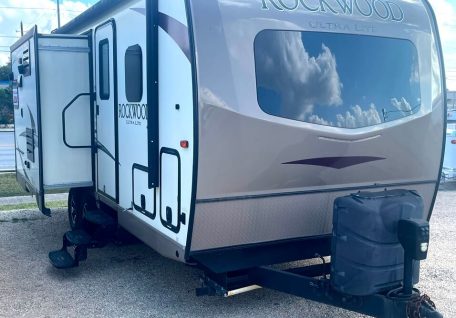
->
[180,212,186,226]
[96,105,99,116]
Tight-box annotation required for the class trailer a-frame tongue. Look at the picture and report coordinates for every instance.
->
[11,26,93,215]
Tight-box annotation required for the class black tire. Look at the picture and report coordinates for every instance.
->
[81,190,97,234]
[68,188,84,230]
[68,189,96,230]
[81,191,96,217]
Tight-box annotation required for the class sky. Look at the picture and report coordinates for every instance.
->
[0,0,97,65]
[434,0,456,91]
[0,0,455,90]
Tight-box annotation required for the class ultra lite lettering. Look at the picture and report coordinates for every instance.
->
[261,0,404,22]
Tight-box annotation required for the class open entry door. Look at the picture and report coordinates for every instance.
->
[11,27,93,215]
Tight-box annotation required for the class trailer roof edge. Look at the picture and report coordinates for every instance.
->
[53,0,126,34]
[10,26,36,52]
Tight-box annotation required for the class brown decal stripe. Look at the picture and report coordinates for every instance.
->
[283,156,385,169]
[131,8,190,62]
[158,12,191,61]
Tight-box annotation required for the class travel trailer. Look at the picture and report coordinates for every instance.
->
[10,0,446,316]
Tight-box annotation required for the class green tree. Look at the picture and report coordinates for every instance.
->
[0,62,11,81]
[0,62,13,125]
[0,88,13,125]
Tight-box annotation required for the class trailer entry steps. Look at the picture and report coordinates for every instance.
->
[49,230,91,269]
[84,209,116,226]
[49,249,81,269]
[49,209,116,269]
[65,229,92,245]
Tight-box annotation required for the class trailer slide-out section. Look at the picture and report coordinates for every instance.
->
[11,26,93,215]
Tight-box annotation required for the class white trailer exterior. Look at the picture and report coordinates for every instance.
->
[11,0,446,286]
[12,0,195,260]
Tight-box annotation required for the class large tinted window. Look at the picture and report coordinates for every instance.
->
[254,31,421,129]
[99,39,110,100]
[125,44,143,102]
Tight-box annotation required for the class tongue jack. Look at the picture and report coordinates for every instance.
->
[397,218,430,296]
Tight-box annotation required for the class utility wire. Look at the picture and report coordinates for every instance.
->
[0,6,83,12]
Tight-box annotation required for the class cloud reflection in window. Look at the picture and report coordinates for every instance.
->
[255,30,421,129]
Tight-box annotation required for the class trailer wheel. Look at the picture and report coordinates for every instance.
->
[68,188,84,230]
[68,189,96,230]
[81,191,96,221]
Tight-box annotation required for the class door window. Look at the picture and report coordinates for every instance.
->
[99,39,110,100]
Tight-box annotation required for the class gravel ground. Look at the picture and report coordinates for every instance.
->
[0,193,67,205]
[0,190,455,318]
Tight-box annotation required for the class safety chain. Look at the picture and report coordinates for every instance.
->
[407,294,437,318]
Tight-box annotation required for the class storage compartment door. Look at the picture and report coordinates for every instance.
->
[160,149,181,233]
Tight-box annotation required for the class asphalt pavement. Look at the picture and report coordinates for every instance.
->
[0,190,455,318]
